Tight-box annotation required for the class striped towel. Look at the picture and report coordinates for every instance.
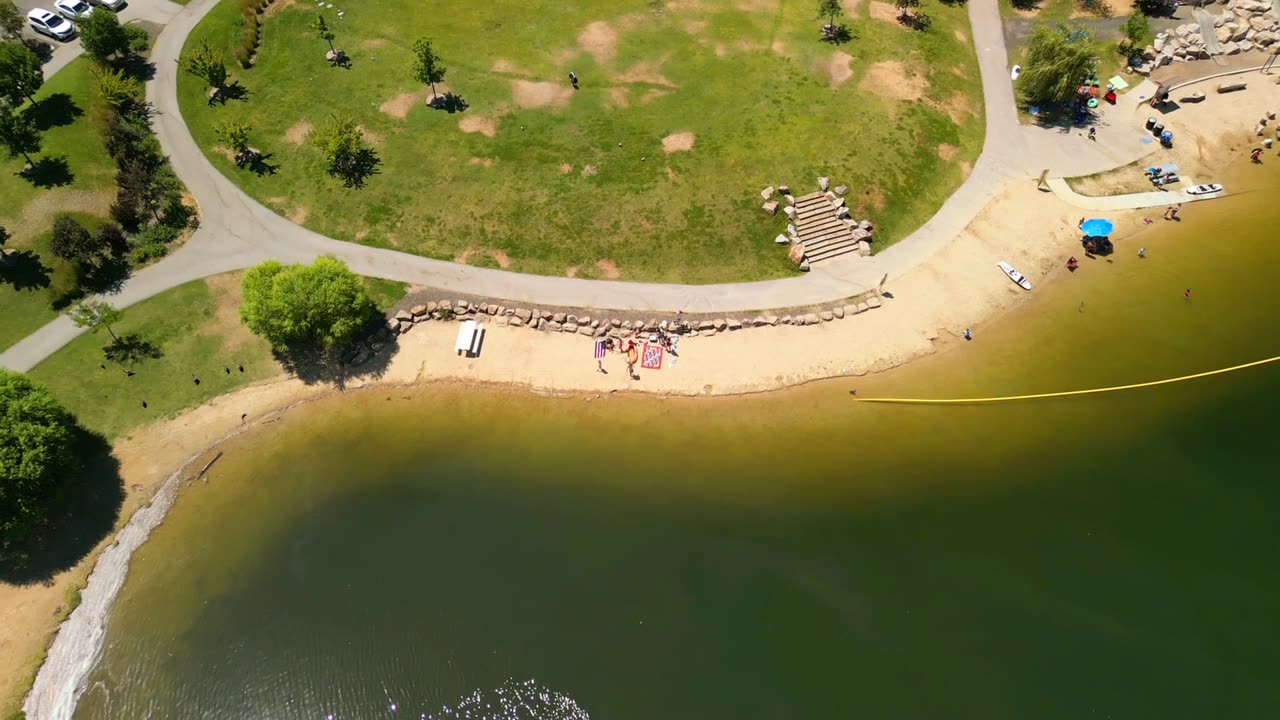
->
[594,339,607,359]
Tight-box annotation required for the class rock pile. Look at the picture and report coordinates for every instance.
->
[344,296,887,365]
[1133,0,1280,74]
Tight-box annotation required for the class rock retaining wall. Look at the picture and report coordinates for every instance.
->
[1134,0,1279,75]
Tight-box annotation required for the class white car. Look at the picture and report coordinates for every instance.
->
[26,9,75,41]
[54,0,95,20]
[92,0,126,10]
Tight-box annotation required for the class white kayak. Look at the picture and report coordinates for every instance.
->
[997,261,1032,291]
[1186,183,1223,195]
[1011,64,1021,81]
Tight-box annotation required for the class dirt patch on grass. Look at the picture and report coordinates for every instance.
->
[287,206,308,224]
[933,91,975,123]
[954,29,969,44]
[565,265,580,277]
[666,166,679,180]
[608,87,629,108]
[581,164,598,177]
[683,19,708,34]
[284,120,312,145]
[594,259,621,279]
[578,21,618,64]
[615,60,676,87]
[454,247,479,264]
[2,188,113,242]
[825,51,855,88]
[378,89,433,119]
[361,38,388,49]
[737,0,779,12]
[201,272,259,354]
[859,61,927,102]
[662,132,696,154]
[459,115,499,137]
[263,0,299,18]
[771,40,790,56]
[212,145,238,163]
[492,58,532,75]
[959,161,973,178]
[868,1,902,23]
[950,65,968,79]
[490,250,511,268]
[511,80,574,109]
[937,143,958,161]
[857,188,887,214]
[559,163,574,174]
[840,0,864,12]
[469,157,495,167]
[639,88,670,104]
[357,125,384,145]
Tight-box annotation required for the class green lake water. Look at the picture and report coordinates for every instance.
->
[73,162,1280,720]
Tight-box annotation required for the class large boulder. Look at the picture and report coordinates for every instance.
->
[775,233,791,245]
[783,206,798,221]
[788,243,807,265]
[761,186,775,200]
[762,201,780,216]
[818,176,830,191]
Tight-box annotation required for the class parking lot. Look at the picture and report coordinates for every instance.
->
[14,0,188,77]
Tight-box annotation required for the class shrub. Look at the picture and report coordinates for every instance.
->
[235,47,252,69]
[160,197,196,229]
[110,187,144,231]
[129,241,169,264]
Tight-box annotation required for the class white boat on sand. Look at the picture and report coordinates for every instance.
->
[997,261,1032,291]
[1186,183,1223,196]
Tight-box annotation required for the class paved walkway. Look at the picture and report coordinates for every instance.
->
[1046,177,1221,210]
[0,0,1169,372]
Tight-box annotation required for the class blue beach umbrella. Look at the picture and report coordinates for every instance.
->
[1081,218,1114,237]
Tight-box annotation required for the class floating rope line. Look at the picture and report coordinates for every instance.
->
[856,355,1280,405]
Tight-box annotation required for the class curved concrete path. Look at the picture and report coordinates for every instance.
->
[0,0,1148,372]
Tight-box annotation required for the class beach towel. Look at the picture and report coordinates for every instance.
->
[594,339,607,359]
[642,344,663,370]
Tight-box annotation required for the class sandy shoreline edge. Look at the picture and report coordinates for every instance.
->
[15,78,1278,719]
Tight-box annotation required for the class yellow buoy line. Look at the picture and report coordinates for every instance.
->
[855,355,1280,405]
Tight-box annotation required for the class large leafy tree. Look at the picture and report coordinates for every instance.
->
[49,215,101,266]
[0,0,23,41]
[116,154,182,223]
[0,369,77,544]
[1118,11,1149,49]
[0,104,41,165]
[0,42,44,108]
[1019,23,1097,104]
[240,256,373,351]
[78,10,133,63]
[411,37,446,99]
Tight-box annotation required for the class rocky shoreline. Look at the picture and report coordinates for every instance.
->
[1133,0,1279,75]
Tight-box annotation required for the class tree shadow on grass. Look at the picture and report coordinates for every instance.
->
[329,148,381,189]
[208,81,249,107]
[25,93,84,131]
[115,54,156,83]
[103,333,164,372]
[898,12,932,31]
[0,250,53,291]
[429,92,469,114]
[19,155,74,188]
[821,24,855,45]
[0,428,125,586]
[246,152,280,176]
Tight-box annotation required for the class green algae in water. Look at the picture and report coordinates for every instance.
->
[75,166,1280,719]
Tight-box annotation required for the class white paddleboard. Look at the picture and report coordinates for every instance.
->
[1011,64,1021,81]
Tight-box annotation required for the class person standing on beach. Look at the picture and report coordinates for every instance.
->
[1185,288,1192,300]
[1139,247,1146,258]
[1088,127,1097,141]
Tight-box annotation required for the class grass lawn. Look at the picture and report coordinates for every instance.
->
[29,274,278,440]
[179,0,983,283]
[27,271,406,440]
[0,57,119,352]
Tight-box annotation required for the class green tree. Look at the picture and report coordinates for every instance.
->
[0,104,41,165]
[0,369,77,544]
[1019,23,1098,104]
[116,154,182,223]
[78,10,133,63]
[411,37,447,99]
[307,113,377,186]
[214,119,255,165]
[91,64,143,113]
[313,14,336,52]
[239,256,373,352]
[180,39,228,92]
[49,215,99,266]
[0,0,23,41]
[895,0,921,18]
[818,0,843,26]
[0,42,44,108]
[1118,11,1150,49]
[69,300,124,342]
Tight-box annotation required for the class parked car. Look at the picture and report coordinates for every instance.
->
[54,0,95,20]
[91,0,126,10]
[26,9,75,41]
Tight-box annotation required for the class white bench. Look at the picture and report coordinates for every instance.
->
[454,320,484,357]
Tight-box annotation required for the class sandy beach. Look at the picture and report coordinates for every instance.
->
[3,73,1278,718]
